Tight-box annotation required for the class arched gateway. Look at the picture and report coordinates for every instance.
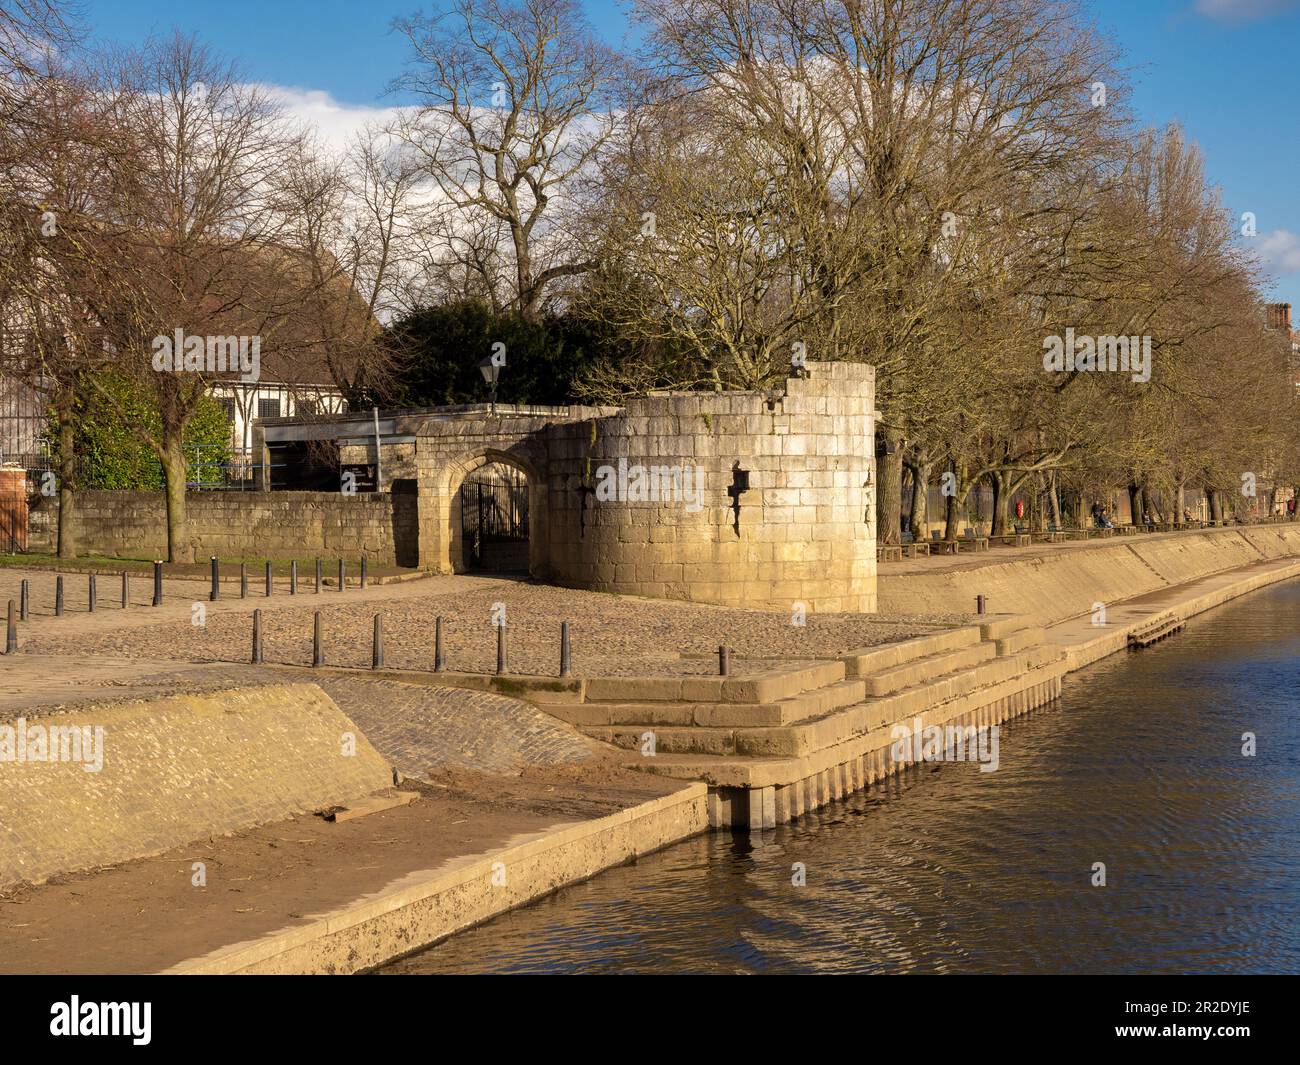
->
[255,362,879,613]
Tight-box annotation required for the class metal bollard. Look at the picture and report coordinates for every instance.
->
[5,600,16,654]
[560,621,571,678]
[55,575,64,617]
[153,560,163,606]
[338,559,345,592]
[240,563,248,599]
[88,574,96,613]
[251,608,263,664]
[19,579,28,621]
[290,560,298,595]
[496,622,508,675]
[315,558,322,594]
[360,557,368,589]
[121,571,128,610]
[372,615,384,669]
[719,644,730,676]
[312,611,323,667]
[976,594,987,615]
[434,616,446,672]
[210,556,220,601]
[265,560,273,597]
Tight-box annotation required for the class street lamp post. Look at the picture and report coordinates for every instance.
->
[478,356,501,414]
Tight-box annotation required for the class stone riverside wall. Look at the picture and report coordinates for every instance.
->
[28,490,400,563]
[877,524,1300,624]
[539,363,877,613]
[0,684,393,888]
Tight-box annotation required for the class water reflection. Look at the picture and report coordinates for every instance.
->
[381,581,1300,974]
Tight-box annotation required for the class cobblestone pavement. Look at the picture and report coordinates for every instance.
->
[2,659,592,778]
[8,570,955,677]
[1,568,955,780]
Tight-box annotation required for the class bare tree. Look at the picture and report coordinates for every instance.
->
[70,34,298,562]
[392,0,627,322]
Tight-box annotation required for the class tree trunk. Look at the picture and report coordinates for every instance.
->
[1208,488,1223,523]
[875,426,904,546]
[944,463,962,541]
[55,400,77,559]
[160,430,193,563]
[907,453,930,540]
[1048,473,1062,530]
[990,471,1011,536]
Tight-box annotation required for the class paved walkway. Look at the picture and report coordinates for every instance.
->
[2,657,593,779]
[5,569,944,677]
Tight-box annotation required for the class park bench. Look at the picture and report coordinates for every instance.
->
[899,531,930,558]
[876,545,904,562]
[1117,525,1137,536]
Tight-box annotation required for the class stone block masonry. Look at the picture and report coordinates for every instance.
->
[541,362,878,613]
[45,361,877,612]
[28,490,400,563]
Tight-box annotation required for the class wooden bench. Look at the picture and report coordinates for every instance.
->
[876,545,904,562]
[958,536,990,552]
[1117,525,1137,536]
[902,541,930,558]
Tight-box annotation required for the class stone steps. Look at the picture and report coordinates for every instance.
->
[864,641,997,696]
[583,638,1063,760]
[547,678,868,728]
[529,612,1066,830]
[582,659,845,705]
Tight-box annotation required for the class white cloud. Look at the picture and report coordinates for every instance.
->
[1254,229,1300,276]
[1194,0,1300,22]
[257,85,412,156]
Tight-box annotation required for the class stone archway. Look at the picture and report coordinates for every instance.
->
[428,448,549,577]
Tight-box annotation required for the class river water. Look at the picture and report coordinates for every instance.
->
[381,581,1300,974]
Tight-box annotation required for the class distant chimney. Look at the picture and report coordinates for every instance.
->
[1266,302,1293,331]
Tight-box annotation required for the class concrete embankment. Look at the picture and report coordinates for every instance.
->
[163,782,707,975]
[0,684,393,889]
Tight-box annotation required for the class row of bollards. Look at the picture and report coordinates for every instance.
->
[204,557,371,600]
[3,556,377,657]
[245,612,577,678]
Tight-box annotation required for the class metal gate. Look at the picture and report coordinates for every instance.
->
[461,466,529,571]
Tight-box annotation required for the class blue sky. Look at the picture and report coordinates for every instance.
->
[80,0,1300,310]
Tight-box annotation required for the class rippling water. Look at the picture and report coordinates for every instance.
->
[381,581,1300,974]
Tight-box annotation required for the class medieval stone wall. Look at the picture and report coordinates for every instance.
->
[29,490,401,563]
[539,362,876,613]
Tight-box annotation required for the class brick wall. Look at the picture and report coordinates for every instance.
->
[29,490,403,563]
